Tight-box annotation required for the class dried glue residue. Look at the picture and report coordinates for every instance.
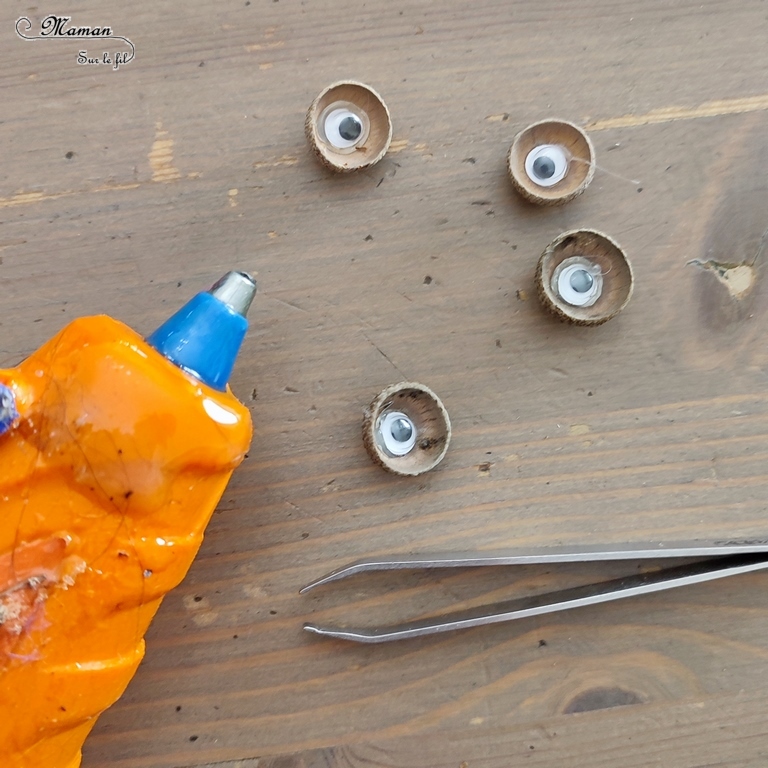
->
[61,556,87,588]
[1,551,86,657]
[1,578,51,662]
[0,581,44,636]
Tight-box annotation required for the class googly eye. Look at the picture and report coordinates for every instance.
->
[376,410,417,457]
[525,144,569,187]
[555,261,603,307]
[318,103,370,151]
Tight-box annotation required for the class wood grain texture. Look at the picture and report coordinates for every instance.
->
[1,0,768,765]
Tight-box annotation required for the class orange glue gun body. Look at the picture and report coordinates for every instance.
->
[0,272,255,767]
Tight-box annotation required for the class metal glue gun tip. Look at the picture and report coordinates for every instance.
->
[209,271,258,318]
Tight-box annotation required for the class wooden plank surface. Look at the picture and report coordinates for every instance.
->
[2,0,768,765]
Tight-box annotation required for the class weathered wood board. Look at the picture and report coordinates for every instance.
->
[1,0,768,765]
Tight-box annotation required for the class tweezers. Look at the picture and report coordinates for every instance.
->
[301,540,768,643]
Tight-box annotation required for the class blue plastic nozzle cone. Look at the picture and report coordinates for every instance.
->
[147,271,257,390]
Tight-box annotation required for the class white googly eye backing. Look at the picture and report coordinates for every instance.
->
[553,258,604,307]
[375,410,417,457]
[318,101,370,153]
[525,144,569,187]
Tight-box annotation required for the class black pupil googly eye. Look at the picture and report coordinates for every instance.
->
[569,269,594,293]
[390,417,413,443]
[338,115,362,142]
[532,155,556,180]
